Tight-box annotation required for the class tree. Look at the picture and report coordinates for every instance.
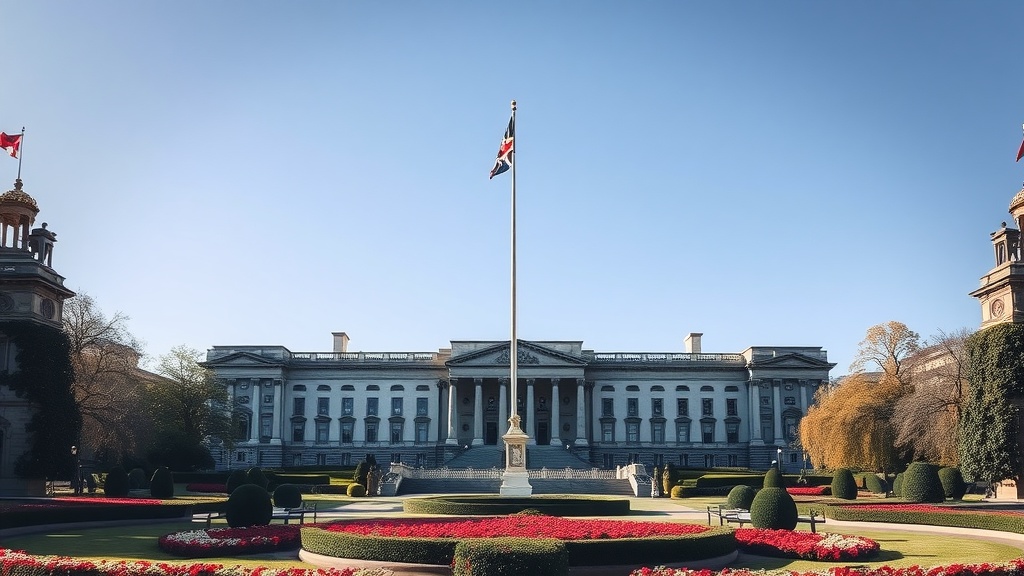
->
[850,321,920,383]
[892,328,972,465]
[63,294,153,463]
[144,345,232,470]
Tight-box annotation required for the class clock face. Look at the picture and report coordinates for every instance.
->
[991,298,1006,318]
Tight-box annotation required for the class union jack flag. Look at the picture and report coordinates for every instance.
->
[489,114,514,179]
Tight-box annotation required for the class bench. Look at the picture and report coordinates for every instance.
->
[194,502,318,528]
[706,505,826,533]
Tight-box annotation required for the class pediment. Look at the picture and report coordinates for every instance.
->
[447,340,588,367]
[748,352,834,369]
[202,351,283,368]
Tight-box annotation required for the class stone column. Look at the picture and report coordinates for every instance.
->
[526,379,536,445]
[550,378,561,446]
[798,379,809,413]
[575,378,587,445]
[499,378,509,430]
[446,378,458,445]
[749,380,762,444]
[472,378,484,446]
[772,380,783,444]
[271,380,283,442]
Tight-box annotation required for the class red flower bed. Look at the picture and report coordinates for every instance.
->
[631,558,1024,576]
[158,525,301,558]
[786,486,831,496]
[839,504,1024,517]
[186,483,228,493]
[323,516,710,540]
[734,528,879,561]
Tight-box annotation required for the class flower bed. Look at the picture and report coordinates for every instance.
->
[402,494,630,516]
[186,483,228,494]
[159,525,301,558]
[630,558,1024,576]
[323,516,710,539]
[734,528,879,561]
[823,502,1024,533]
[786,486,831,496]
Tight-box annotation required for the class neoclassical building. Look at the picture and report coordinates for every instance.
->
[204,332,834,471]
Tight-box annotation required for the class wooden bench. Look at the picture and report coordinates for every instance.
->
[706,505,826,533]
[195,502,318,528]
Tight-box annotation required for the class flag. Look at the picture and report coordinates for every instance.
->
[489,115,514,179]
[1017,125,1024,162]
[0,132,20,159]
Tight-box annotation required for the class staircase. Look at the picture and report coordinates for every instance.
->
[398,476,634,495]
[442,446,504,469]
[526,445,591,469]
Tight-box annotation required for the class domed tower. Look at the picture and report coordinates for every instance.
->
[0,179,75,327]
[970,185,1024,328]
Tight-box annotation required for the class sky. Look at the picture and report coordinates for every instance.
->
[1,1,1022,376]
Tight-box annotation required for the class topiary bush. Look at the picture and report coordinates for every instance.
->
[149,466,175,499]
[763,467,783,488]
[662,463,678,496]
[938,467,967,500]
[892,472,905,497]
[726,485,757,510]
[246,467,269,490]
[452,537,569,576]
[902,462,945,503]
[225,469,248,494]
[353,461,368,487]
[274,483,303,509]
[749,486,797,530]
[347,483,367,497]
[226,483,273,527]
[669,485,687,499]
[128,468,147,490]
[831,468,858,500]
[864,473,888,495]
[103,467,130,497]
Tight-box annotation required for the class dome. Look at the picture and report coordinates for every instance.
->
[0,180,39,212]
[1010,186,1024,214]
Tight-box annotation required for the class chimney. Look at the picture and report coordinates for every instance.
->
[332,332,350,353]
[684,332,703,354]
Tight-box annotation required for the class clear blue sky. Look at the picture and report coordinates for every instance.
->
[2,2,1021,375]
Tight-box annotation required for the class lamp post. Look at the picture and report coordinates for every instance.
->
[776,448,782,472]
[70,445,80,495]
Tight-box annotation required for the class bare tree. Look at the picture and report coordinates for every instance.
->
[850,321,921,382]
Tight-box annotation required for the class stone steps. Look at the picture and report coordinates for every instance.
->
[397,477,635,496]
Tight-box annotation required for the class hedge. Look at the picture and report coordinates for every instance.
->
[822,504,1024,533]
[694,475,765,489]
[402,496,630,516]
[452,537,568,576]
[0,502,207,529]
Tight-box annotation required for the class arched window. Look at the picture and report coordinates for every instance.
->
[390,384,405,391]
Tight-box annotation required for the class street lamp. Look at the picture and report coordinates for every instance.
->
[776,448,782,472]
[70,445,80,495]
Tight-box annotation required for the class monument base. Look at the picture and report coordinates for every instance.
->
[499,469,533,496]
[499,414,533,497]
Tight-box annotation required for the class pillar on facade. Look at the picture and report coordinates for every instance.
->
[749,380,762,444]
[271,380,283,443]
[772,380,783,444]
[550,378,561,446]
[472,378,484,446]
[798,379,809,413]
[499,378,509,430]
[575,378,587,445]
[446,378,459,445]
[526,378,536,445]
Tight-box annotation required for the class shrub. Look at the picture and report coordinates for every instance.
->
[763,467,783,488]
[274,483,303,509]
[353,461,368,487]
[452,537,568,576]
[726,485,757,510]
[669,485,687,499]
[128,468,147,489]
[863,473,888,494]
[225,469,248,494]
[831,468,858,500]
[347,483,366,497]
[892,473,904,497]
[749,487,797,530]
[938,467,968,500]
[246,467,269,490]
[694,474,763,489]
[103,467,130,497]
[902,462,945,503]
[226,483,273,527]
[150,466,175,499]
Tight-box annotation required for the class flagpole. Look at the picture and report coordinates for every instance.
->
[509,99,518,428]
[16,127,24,180]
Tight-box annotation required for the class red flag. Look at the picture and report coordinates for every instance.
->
[1017,136,1024,162]
[0,132,21,159]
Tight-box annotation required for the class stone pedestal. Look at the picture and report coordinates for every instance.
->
[500,415,533,496]
[995,478,1024,499]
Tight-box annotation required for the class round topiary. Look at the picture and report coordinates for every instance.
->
[726,485,757,510]
[831,468,858,500]
[246,467,269,490]
[128,468,147,490]
[226,483,273,527]
[938,467,967,500]
[273,483,303,509]
[669,485,687,499]
[749,486,798,530]
[226,469,248,494]
[864,473,888,495]
[763,467,784,488]
[347,483,367,497]
[149,466,175,499]
[103,467,130,497]
[902,462,945,503]
[892,473,904,497]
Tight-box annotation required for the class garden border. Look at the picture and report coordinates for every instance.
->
[402,495,630,516]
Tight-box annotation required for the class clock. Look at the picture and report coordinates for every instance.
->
[991,298,1006,318]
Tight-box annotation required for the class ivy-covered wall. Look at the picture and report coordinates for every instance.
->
[0,320,80,479]
[960,323,1024,483]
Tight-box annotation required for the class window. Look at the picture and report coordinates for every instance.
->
[700,385,714,392]
[702,398,713,416]
[292,454,302,466]
[626,421,639,444]
[391,384,405,391]
[760,396,770,406]
[790,453,799,464]
[785,416,799,441]
[318,397,330,416]
[342,397,353,415]
[292,421,305,442]
[366,421,378,443]
[292,384,306,392]
[390,422,404,444]
[602,398,614,417]
[235,415,250,440]
[652,398,663,417]
[236,451,246,462]
[341,384,355,391]
[677,398,688,416]
[704,454,714,467]
[317,385,331,391]
[367,398,378,416]
[316,453,327,466]
[679,454,689,467]
[416,421,429,443]
[701,421,714,443]
[417,397,429,416]
[676,422,690,443]
[392,398,403,416]
[260,415,272,439]
[626,385,640,392]
[652,421,665,444]
[391,452,402,463]
[293,398,305,416]
[726,398,737,416]
[627,398,639,417]
[341,452,351,466]
[341,421,353,444]
[726,421,739,443]
[262,394,273,404]
[651,385,665,392]
[316,420,329,443]
[728,454,738,466]
[415,453,427,466]
[784,397,797,405]
[601,422,614,442]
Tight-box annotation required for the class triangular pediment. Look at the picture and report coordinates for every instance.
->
[447,340,588,367]
[749,352,834,369]
[202,351,283,367]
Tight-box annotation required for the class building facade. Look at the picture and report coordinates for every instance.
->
[205,332,834,471]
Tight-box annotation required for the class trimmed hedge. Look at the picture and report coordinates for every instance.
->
[823,503,1024,533]
[225,469,248,494]
[402,495,630,516]
[150,466,175,499]
[763,468,783,488]
[274,484,303,508]
[103,468,129,497]
[452,537,568,576]
[939,467,968,500]
[0,502,202,529]
[226,484,273,527]
[831,468,858,500]
[863,473,887,494]
[171,471,232,484]
[903,462,945,503]
[346,483,366,497]
[892,473,905,497]
[300,525,736,568]
[749,487,797,530]
[726,485,757,510]
[246,467,270,490]
[694,474,764,489]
